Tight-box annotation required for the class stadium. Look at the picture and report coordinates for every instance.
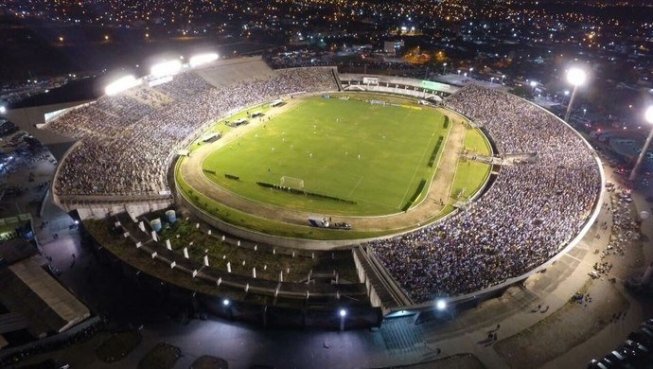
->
[23,55,604,328]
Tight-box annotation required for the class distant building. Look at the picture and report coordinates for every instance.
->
[384,40,405,55]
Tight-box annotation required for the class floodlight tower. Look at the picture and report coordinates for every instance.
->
[629,106,653,181]
[564,67,587,122]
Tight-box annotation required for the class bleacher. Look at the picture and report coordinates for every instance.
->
[194,56,275,88]
[107,211,369,306]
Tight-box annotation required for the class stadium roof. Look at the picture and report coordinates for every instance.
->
[0,258,90,336]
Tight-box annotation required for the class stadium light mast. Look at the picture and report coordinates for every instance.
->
[628,106,653,181]
[564,67,587,122]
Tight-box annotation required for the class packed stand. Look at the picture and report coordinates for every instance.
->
[370,84,602,302]
[50,67,339,198]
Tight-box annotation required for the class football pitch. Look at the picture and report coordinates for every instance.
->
[201,95,449,216]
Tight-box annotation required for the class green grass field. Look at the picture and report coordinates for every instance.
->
[451,128,493,199]
[202,96,449,215]
[176,93,493,239]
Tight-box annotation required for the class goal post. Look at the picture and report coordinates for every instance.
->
[280,176,305,191]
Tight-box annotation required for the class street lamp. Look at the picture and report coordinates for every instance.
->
[436,299,447,311]
[339,308,347,331]
[564,67,587,122]
[442,62,447,74]
[629,106,653,181]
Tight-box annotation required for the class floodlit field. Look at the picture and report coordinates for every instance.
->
[202,95,449,215]
[176,92,493,239]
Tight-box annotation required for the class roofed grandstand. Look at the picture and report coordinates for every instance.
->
[48,59,339,201]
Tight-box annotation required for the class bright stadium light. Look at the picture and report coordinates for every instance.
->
[646,106,653,125]
[566,67,587,87]
[629,105,653,181]
[436,299,447,311]
[564,67,588,122]
[150,59,182,78]
[338,308,348,331]
[104,75,142,96]
[189,53,218,68]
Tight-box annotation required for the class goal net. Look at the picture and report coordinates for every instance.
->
[280,176,305,191]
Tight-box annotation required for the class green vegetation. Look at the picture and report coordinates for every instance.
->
[83,219,355,305]
[427,136,445,167]
[200,95,448,215]
[155,217,359,282]
[402,179,427,212]
[95,330,142,363]
[451,128,493,199]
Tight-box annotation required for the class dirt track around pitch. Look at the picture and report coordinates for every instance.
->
[179,107,468,234]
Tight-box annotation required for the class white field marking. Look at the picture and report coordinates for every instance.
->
[347,176,365,198]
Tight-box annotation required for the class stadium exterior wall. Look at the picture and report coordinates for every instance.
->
[352,246,383,309]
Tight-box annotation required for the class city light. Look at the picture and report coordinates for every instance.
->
[222,298,230,306]
[339,308,347,318]
[104,75,142,96]
[0,105,6,114]
[530,81,538,88]
[645,106,653,125]
[150,59,182,78]
[189,53,219,68]
[436,299,447,311]
[566,67,587,87]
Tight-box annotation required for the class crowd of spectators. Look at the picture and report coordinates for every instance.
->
[370,84,602,303]
[50,67,338,199]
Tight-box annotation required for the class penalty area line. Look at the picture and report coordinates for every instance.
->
[347,176,364,198]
